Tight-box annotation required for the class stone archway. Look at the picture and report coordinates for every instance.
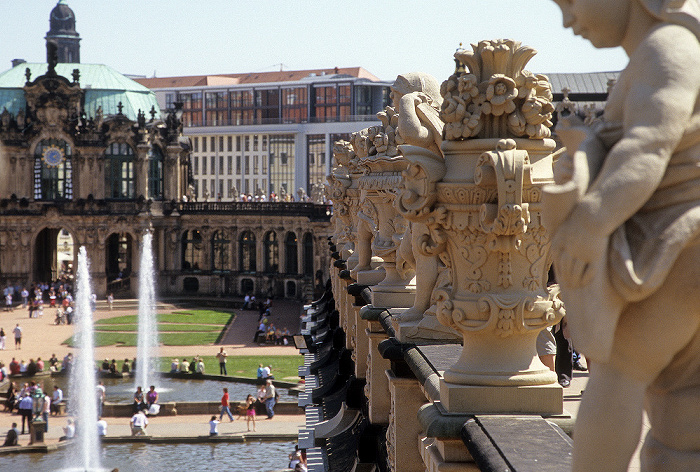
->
[34,227,75,284]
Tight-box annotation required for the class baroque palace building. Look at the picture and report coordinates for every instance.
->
[0,0,340,300]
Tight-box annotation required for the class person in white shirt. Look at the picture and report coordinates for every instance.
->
[96,417,107,437]
[59,419,75,441]
[130,410,148,436]
[209,416,220,436]
[41,393,51,432]
[51,386,63,415]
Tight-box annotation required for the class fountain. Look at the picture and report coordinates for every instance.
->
[64,246,102,471]
[135,231,159,391]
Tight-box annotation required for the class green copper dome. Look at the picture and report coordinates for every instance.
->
[0,63,160,121]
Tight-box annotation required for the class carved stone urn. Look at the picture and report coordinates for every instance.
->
[430,40,565,412]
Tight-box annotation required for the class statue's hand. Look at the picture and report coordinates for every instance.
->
[551,211,607,288]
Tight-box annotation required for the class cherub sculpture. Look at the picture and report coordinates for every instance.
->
[545,1,700,470]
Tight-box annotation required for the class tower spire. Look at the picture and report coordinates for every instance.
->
[45,0,81,64]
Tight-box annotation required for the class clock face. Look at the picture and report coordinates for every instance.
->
[42,145,65,167]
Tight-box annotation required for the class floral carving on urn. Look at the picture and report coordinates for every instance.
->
[430,40,564,387]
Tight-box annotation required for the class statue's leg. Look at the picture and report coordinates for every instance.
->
[573,244,700,472]
[642,323,700,472]
[572,363,646,472]
[396,223,435,322]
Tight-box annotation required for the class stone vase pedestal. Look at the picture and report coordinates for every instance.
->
[434,138,565,414]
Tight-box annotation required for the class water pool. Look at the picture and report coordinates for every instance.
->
[3,441,296,472]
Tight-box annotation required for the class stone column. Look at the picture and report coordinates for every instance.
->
[165,145,183,201]
[366,319,391,425]
[386,371,425,472]
[135,143,149,200]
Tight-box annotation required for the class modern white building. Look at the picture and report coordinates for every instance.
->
[136,69,392,201]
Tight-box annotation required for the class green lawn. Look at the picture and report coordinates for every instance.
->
[64,309,234,347]
[156,355,303,381]
[93,324,223,333]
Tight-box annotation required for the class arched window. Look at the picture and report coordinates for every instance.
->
[264,231,279,273]
[34,139,73,200]
[303,232,314,276]
[239,231,256,272]
[148,145,164,200]
[285,232,298,274]
[211,230,230,271]
[182,230,203,271]
[105,142,135,199]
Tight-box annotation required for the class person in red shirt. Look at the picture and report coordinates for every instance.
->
[219,388,234,422]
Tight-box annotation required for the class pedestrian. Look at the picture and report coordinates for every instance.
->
[51,385,63,415]
[20,288,28,308]
[96,417,107,437]
[146,385,159,411]
[3,422,19,447]
[263,379,276,419]
[133,386,145,414]
[209,415,220,436]
[18,393,33,434]
[121,358,131,374]
[0,327,5,350]
[4,293,12,312]
[40,392,50,433]
[107,293,114,311]
[196,357,205,374]
[245,394,256,431]
[12,323,21,349]
[130,410,148,436]
[219,388,234,422]
[59,418,75,441]
[96,381,106,418]
[216,347,228,375]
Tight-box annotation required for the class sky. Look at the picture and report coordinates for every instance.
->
[0,1,629,82]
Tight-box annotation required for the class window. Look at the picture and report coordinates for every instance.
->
[264,231,279,273]
[210,179,215,195]
[148,145,164,200]
[262,136,268,151]
[227,136,232,152]
[262,155,267,174]
[282,87,308,123]
[182,230,204,271]
[193,156,199,175]
[269,134,295,197]
[230,90,254,125]
[202,156,207,175]
[285,232,298,274]
[193,137,199,152]
[219,136,224,151]
[236,136,241,151]
[104,142,135,199]
[202,137,207,153]
[307,135,327,196]
[239,231,256,272]
[218,155,223,174]
[236,156,241,174]
[254,156,259,174]
[255,89,280,124]
[33,139,73,200]
[245,156,250,174]
[245,136,250,152]
[227,156,232,175]
[165,93,176,110]
[211,230,230,271]
[303,232,314,275]
[205,92,228,126]
[211,156,215,175]
[179,92,202,127]
[253,135,259,151]
[227,179,232,197]
[210,137,215,152]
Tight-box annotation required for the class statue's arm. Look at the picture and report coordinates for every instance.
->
[552,25,700,286]
[398,93,434,148]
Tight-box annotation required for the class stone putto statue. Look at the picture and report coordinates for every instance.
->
[544,1,700,470]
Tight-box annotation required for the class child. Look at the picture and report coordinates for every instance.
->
[245,394,256,432]
[209,415,219,436]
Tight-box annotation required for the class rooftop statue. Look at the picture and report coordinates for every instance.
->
[544,1,700,470]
